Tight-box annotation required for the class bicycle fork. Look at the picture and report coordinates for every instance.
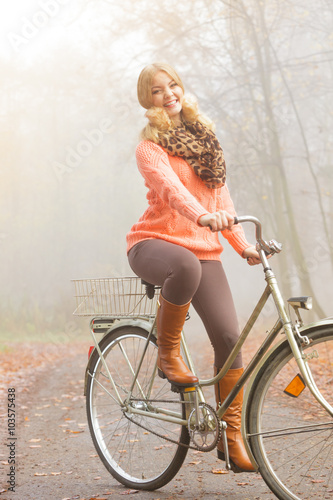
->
[266,266,333,417]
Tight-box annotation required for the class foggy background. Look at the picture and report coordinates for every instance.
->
[1,0,332,339]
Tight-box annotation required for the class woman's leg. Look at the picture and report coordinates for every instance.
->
[128,239,202,386]
[128,239,202,305]
[191,260,254,471]
[191,260,242,369]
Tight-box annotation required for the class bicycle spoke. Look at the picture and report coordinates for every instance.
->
[248,328,333,500]
[86,327,189,489]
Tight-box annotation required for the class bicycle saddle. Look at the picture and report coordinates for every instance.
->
[141,279,157,299]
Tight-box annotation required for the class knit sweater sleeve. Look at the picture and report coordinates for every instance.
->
[218,184,252,257]
[136,141,208,224]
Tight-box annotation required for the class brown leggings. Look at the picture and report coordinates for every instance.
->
[128,239,242,369]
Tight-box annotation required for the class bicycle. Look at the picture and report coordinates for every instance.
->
[72,216,333,500]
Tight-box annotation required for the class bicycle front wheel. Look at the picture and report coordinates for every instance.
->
[86,325,190,490]
[247,326,333,500]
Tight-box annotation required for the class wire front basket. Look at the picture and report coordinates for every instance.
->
[72,277,160,318]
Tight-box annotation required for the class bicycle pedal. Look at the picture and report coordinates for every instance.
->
[170,383,198,394]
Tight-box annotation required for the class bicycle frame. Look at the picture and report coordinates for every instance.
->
[85,216,333,431]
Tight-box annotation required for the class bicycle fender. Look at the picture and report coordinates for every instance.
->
[83,318,156,396]
[299,316,333,332]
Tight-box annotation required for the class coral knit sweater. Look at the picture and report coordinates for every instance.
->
[126,140,251,261]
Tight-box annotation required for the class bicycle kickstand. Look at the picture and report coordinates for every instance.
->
[220,421,231,470]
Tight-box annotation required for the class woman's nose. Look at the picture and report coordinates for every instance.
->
[164,87,173,98]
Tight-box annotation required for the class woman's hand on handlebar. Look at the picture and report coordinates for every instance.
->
[243,246,262,266]
[198,210,235,232]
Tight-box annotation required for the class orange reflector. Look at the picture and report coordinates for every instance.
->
[284,374,306,398]
[88,346,94,359]
[184,386,197,393]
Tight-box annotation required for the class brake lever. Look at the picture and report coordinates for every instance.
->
[268,239,283,254]
[257,239,283,256]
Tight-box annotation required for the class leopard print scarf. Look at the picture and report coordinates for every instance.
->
[159,121,226,189]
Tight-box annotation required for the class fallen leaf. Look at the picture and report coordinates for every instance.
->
[212,468,229,474]
[29,445,42,448]
[51,472,61,476]
[311,479,325,483]
[34,472,47,476]
[29,438,41,443]
[237,482,249,485]
[188,460,202,465]
[120,490,139,495]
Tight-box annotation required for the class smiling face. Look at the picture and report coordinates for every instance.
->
[151,71,184,125]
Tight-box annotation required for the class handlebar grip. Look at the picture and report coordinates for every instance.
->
[208,217,238,231]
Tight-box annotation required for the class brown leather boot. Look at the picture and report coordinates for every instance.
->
[157,295,198,387]
[214,367,255,472]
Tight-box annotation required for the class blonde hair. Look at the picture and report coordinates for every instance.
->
[137,63,214,142]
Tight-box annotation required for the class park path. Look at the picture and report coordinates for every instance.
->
[0,321,277,500]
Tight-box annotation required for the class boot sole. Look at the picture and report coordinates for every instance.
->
[217,449,256,473]
[157,368,198,390]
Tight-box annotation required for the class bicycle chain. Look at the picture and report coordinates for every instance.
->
[123,401,220,452]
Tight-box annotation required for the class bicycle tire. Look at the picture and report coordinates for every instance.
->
[86,325,190,490]
[246,326,333,500]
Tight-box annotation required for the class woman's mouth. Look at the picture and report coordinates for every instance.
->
[164,99,178,108]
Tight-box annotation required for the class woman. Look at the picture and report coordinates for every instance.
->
[126,63,260,473]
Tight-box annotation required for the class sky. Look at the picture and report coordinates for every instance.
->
[0,1,85,60]
[1,0,332,322]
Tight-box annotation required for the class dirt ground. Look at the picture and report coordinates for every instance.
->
[0,324,277,500]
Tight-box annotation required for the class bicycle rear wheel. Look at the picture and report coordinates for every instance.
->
[86,325,190,490]
[247,326,333,500]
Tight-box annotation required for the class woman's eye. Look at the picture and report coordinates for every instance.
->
[152,90,160,94]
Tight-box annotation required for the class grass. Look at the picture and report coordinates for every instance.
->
[0,297,90,351]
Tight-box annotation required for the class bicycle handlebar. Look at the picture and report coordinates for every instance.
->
[208,215,282,256]
[234,216,282,256]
